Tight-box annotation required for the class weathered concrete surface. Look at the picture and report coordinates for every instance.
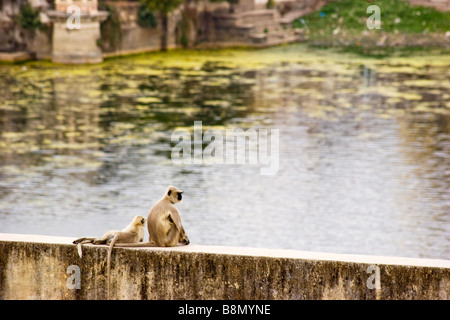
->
[0,233,449,300]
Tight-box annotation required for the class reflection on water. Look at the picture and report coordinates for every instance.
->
[0,45,449,259]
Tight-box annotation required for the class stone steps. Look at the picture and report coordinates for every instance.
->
[213,7,300,46]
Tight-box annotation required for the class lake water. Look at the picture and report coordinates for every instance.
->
[0,44,449,259]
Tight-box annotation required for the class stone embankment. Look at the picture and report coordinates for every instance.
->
[0,233,449,299]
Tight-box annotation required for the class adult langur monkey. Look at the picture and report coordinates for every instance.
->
[72,215,146,299]
[115,186,190,248]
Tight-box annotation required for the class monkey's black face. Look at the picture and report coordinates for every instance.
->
[167,186,183,203]
[179,232,190,245]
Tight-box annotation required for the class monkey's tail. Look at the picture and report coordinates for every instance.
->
[107,235,119,300]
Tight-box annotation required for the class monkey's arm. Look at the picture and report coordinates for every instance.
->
[167,211,189,246]
[167,212,181,232]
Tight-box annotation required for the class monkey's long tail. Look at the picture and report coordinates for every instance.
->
[107,235,119,300]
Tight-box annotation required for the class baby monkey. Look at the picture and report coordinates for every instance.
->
[73,215,146,251]
[72,215,146,299]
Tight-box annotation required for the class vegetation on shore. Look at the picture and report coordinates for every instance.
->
[18,2,41,31]
[292,0,450,54]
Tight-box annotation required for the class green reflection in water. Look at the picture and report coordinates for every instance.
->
[0,44,449,258]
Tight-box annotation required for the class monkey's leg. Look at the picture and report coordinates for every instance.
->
[73,238,97,258]
[93,237,110,245]
[73,237,96,244]
[112,241,158,248]
[93,231,116,245]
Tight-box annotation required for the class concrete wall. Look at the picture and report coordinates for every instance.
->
[0,233,449,300]
[101,1,179,56]
[51,19,104,63]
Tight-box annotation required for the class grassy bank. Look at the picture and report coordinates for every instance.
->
[292,0,450,55]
